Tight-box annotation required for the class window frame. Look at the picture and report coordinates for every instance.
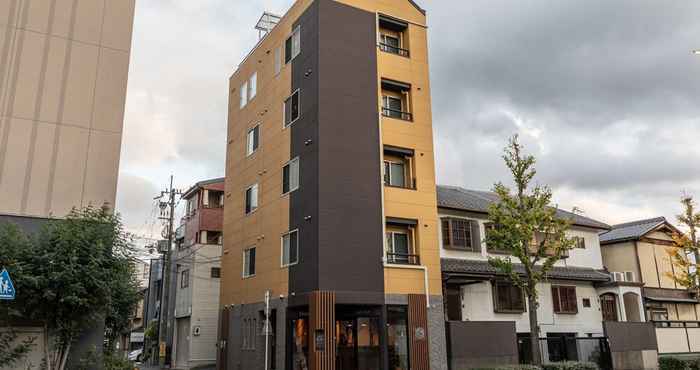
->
[281,229,300,267]
[240,81,248,109]
[552,285,578,314]
[573,236,586,249]
[442,218,476,252]
[180,269,190,289]
[243,247,256,278]
[211,267,221,278]
[282,157,300,195]
[248,72,257,101]
[245,183,259,215]
[492,281,525,313]
[283,89,301,128]
[246,125,260,157]
[383,160,407,188]
[285,26,301,64]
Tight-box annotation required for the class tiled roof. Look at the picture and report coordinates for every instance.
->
[441,258,611,282]
[182,177,225,199]
[599,217,667,244]
[437,185,611,230]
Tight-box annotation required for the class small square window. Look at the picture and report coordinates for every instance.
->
[246,125,260,156]
[245,184,259,214]
[283,158,300,194]
[211,267,221,278]
[282,230,299,267]
[582,298,591,308]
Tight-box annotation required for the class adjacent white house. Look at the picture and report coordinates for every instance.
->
[436,185,642,364]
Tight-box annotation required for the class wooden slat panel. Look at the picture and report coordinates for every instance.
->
[310,291,336,370]
[409,294,430,370]
[217,306,230,370]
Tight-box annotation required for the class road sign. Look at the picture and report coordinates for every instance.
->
[0,268,16,300]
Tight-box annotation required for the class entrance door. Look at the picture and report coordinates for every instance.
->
[335,317,380,370]
[175,318,190,368]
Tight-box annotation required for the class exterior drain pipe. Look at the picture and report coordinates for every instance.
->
[264,290,271,370]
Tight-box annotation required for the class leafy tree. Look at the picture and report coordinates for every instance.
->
[667,195,700,292]
[0,206,141,370]
[485,136,577,365]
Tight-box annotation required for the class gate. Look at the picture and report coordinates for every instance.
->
[518,335,612,370]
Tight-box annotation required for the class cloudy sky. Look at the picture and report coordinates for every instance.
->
[116,0,700,240]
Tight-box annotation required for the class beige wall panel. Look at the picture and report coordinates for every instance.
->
[0,118,32,213]
[600,242,639,276]
[335,0,425,25]
[82,130,120,208]
[0,0,12,26]
[24,121,56,215]
[637,242,659,288]
[24,0,51,34]
[73,0,105,45]
[51,0,75,39]
[678,303,697,321]
[92,47,129,132]
[11,30,45,119]
[651,242,677,289]
[101,0,135,51]
[39,36,68,122]
[49,125,88,215]
[648,231,674,241]
[61,41,98,128]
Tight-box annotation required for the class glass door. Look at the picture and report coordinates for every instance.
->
[336,317,381,370]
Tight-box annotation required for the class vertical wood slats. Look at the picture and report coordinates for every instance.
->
[310,291,336,370]
[409,294,430,370]
[217,306,230,370]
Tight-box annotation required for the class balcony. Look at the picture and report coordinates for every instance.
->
[381,79,413,122]
[386,217,420,266]
[381,107,413,121]
[378,14,410,58]
[386,252,420,266]
[379,43,409,58]
[383,145,417,190]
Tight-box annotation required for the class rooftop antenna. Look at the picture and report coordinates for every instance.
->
[255,12,282,39]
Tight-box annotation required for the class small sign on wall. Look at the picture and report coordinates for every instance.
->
[315,330,325,352]
[414,327,426,341]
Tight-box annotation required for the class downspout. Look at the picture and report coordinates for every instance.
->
[264,290,270,370]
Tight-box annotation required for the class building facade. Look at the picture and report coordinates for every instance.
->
[600,217,700,355]
[220,1,445,369]
[0,0,135,219]
[171,178,225,369]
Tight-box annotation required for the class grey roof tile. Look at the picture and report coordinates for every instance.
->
[437,185,611,230]
[599,217,666,244]
[441,258,611,282]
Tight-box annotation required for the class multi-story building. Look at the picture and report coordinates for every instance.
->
[171,178,225,369]
[436,186,635,366]
[600,217,699,356]
[220,1,445,369]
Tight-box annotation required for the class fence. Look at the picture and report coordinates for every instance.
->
[517,336,612,370]
[654,321,700,354]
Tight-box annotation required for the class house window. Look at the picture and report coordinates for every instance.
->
[240,81,248,109]
[285,26,301,64]
[582,298,591,308]
[384,160,406,187]
[573,236,586,249]
[382,95,405,120]
[245,184,259,214]
[612,271,636,283]
[383,146,415,189]
[274,45,282,75]
[552,285,578,314]
[243,248,256,278]
[381,79,412,121]
[282,230,299,267]
[246,125,260,156]
[284,90,300,127]
[378,15,409,57]
[386,231,411,264]
[248,72,257,100]
[282,158,300,194]
[493,281,525,313]
[211,267,221,278]
[442,218,478,252]
[484,222,510,254]
[180,269,190,289]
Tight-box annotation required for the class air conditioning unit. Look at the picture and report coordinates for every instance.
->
[624,271,635,282]
[612,272,625,282]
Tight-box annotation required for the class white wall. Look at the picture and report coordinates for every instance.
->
[438,211,604,269]
[461,280,605,336]
[189,243,221,366]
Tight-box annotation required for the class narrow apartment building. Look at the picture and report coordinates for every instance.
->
[172,178,225,369]
[220,1,446,369]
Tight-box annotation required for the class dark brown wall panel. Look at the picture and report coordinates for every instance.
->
[409,294,430,370]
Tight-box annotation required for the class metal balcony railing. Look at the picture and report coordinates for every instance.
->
[386,253,420,266]
[382,107,413,121]
[379,43,410,57]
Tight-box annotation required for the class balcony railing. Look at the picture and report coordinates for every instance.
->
[386,253,420,266]
[379,43,410,57]
[385,178,417,190]
[382,107,413,121]
[654,320,700,328]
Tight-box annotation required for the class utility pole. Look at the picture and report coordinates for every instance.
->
[155,175,181,367]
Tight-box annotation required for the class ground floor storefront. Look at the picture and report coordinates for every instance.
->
[218,292,446,370]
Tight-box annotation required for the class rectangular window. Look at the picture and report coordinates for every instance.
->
[282,230,299,267]
[383,161,406,188]
[386,231,410,260]
[442,218,477,252]
[387,306,410,370]
[246,125,260,156]
[211,267,221,278]
[573,236,586,249]
[245,184,259,214]
[552,285,578,314]
[243,248,256,278]
[284,90,300,127]
[274,45,282,75]
[493,281,525,313]
[248,72,257,100]
[285,26,301,63]
[180,269,189,289]
[240,81,248,109]
[282,158,300,194]
[382,95,404,119]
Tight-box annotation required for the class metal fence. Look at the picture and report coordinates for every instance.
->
[518,335,613,370]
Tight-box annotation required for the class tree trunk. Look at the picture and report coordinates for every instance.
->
[44,324,52,370]
[528,294,542,366]
[58,342,71,370]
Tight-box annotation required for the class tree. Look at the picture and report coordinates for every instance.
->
[0,206,141,370]
[485,136,578,365]
[667,195,700,292]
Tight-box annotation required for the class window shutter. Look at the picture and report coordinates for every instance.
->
[552,286,561,313]
[441,219,451,247]
[470,221,481,252]
[567,287,577,313]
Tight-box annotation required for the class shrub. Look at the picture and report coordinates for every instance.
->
[660,357,690,370]
[494,365,542,370]
[542,362,598,370]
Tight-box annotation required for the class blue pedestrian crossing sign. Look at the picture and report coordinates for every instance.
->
[0,268,15,300]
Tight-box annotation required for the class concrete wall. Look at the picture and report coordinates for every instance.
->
[460,280,605,336]
[445,321,518,369]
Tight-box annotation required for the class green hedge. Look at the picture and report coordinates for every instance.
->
[659,357,700,370]
[542,362,598,370]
